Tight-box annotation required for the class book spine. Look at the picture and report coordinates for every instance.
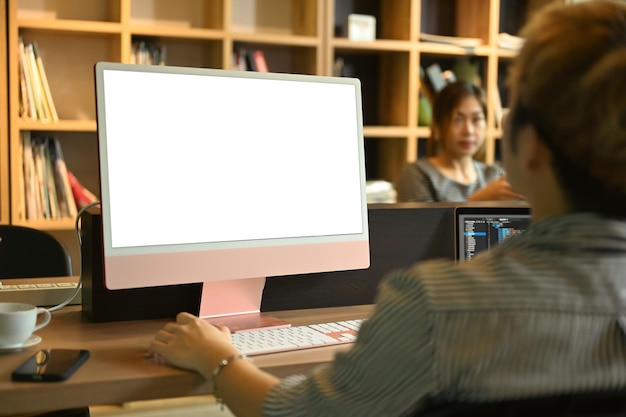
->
[18,37,37,120]
[21,131,37,219]
[252,50,269,72]
[32,42,59,122]
[32,138,50,218]
[52,138,78,217]
[25,44,49,122]
[43,138,61,219]
[245,50,257,71]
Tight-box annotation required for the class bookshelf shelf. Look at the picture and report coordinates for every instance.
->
[497,49,519,59]
[17,19,124,34]
[3,0,571,233]
[18,120,98,132]
[418,42,492,57]
[332,39,413,52]
[231,33,320,47]
[12,218,76,231]
[130,26,226,39]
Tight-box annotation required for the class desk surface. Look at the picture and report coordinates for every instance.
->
[0,304,373,415]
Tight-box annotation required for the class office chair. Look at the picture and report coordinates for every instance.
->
[0,226,87,417]
[415,391,626,417]
[0,225,72,278]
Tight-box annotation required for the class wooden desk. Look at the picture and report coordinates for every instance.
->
[0,305,373,416]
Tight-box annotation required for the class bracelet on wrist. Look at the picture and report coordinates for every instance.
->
[212,353,252,409]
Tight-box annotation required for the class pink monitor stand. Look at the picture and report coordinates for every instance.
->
[198,277,290,332]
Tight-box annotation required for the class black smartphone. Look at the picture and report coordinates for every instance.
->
[11,349,90,382]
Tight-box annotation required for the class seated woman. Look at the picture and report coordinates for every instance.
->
[397,81,523,202]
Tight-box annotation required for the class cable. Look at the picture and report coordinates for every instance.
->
[47,201,101,313]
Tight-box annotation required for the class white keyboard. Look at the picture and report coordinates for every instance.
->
[231,319,364,356]
[0,281,81,306]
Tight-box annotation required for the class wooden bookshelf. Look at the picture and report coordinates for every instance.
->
[0,0,8,225]
[5,0,324,231]
[3,0,568,233]
[326,0,565,182]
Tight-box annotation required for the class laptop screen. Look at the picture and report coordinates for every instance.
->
[455,206,531,262]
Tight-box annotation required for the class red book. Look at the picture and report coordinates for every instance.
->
[67,171,98,209]
[252,50,269,72]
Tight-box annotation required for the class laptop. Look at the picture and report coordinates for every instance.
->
[455,206,532,262]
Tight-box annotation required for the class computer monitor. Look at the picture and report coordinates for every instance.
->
[93,62,370,326]
[455,206,531,262]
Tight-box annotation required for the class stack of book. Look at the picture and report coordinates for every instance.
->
[232,48,269,72]
[497,33,524,51]
[20,133,78,220]
[18,38,58,123]
[130,40,167,65]
[419,33,483,48]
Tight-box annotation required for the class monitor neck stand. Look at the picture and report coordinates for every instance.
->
[198,277,290,332]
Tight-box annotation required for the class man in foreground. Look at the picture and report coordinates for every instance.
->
[150,2,626,416]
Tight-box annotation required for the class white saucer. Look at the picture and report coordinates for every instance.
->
[0,335,42,353]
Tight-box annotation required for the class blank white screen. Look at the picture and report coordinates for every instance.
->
[99,69,364,251]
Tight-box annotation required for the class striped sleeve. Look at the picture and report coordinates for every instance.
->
[262,269,440,417]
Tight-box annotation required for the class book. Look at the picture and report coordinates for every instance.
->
[67,171,98,209]
[498,33,524,50]
[425,63,449,93]
[32,42,59,122]
[18,37,37,120]
[131,40,150,65]
[245,50,257,71]
[52,138,78,218]
[21,131,38,219]
[25,43,49,122]
[332,57,345,77]
[17,38,31,119]
[43,138,61,219]
[232,48,247,71]
[131,40,167,65]
[47,139,68,218]
[32,138,51,218]
[252,50,269,72]
[420,33,483,48]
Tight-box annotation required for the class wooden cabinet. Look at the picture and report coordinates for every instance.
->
[0,0,8,225]
[4,0,566,232]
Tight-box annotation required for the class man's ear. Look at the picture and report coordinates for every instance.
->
[521,125,551,171]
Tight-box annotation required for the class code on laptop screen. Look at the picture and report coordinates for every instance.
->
[456,208,531,262]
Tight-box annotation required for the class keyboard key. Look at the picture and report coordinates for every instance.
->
[1,285,18,290]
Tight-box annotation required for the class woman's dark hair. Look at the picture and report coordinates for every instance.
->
[428,81,487,157]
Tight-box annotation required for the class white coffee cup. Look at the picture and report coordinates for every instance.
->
[0,302,51,348]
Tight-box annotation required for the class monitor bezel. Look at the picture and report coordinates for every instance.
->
[93,62,370,295]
